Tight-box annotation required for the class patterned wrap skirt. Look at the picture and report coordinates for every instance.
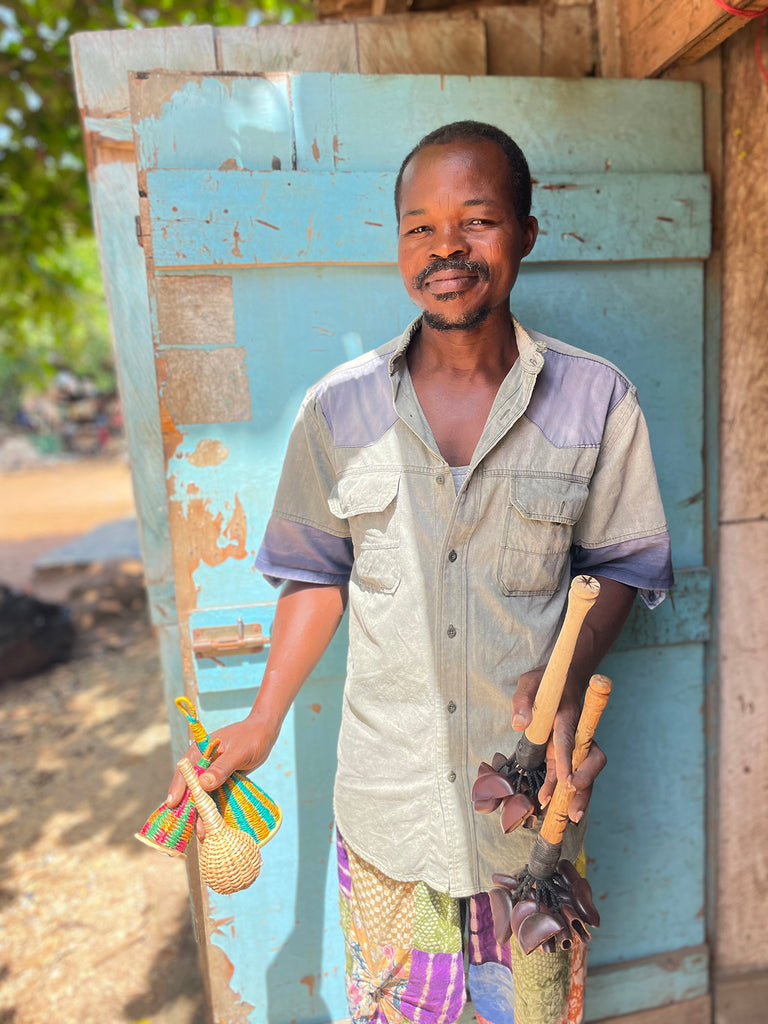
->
[337,832,587,1024]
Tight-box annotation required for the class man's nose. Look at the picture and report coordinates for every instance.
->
[430,224,468,258]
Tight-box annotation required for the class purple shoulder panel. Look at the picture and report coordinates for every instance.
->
[525,347,630,449]
[315,353,398,449]
[255,515,354,588]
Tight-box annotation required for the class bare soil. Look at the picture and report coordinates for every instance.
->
[0,457,206,1024]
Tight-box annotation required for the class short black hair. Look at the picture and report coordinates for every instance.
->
[394,120,532,225]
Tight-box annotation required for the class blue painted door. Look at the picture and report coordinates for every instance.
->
[131,72,711,1023]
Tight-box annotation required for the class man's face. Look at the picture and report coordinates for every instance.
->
[397,139,537,331]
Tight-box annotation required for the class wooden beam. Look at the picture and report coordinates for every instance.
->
[621,0,766,78]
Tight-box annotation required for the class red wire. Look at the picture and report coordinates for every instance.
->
[710,0,768,84]
[710,0,768,17]
[756,16,768,83]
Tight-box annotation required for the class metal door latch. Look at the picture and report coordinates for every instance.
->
[192,617,271,660]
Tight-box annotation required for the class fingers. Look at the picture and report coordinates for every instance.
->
[166,743,202,807]
[538,741,557,810]
[568,742,607,822]
[552,704,580,792]
[511,666,545,731]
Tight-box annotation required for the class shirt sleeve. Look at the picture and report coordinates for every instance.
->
[254,391,353,588]
[571,386,673,609]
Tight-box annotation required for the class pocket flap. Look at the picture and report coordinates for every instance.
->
[328,472,401,519]
[511,475,588,526]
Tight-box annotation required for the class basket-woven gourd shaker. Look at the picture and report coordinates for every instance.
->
[177,756,263,895]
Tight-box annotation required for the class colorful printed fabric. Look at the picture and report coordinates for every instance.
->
[337,833,586,1024]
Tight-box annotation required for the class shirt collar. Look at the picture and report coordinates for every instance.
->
[388,314,546,379]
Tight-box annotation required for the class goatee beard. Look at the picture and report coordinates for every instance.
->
[423,304,492,331]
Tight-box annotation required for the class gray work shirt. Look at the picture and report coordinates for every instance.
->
[256,316,672,896]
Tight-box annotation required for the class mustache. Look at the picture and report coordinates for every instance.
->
[413,257,490,290]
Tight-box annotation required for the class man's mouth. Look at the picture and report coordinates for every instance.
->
[413,258,490,293]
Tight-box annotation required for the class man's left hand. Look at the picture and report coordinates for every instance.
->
[511,665,606,822]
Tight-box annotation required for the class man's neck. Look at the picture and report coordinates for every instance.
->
[409,308,518,381]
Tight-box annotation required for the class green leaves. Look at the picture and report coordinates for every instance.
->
[0,0,314,403]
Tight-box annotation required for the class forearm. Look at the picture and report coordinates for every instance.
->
[562,575,636,707]
[247,579,348,734]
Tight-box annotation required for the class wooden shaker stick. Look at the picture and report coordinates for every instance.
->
[525,575,601,748]
[539,674,612,847]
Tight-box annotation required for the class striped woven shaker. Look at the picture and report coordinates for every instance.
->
[174,697,282,847]
[135,738,220,857]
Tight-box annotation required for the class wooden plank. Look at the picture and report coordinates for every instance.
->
[586,945,709,1021]
[716,970,768,1024]
[623,0,765,78]
[129,71,295,174]
[662,46,724,960]
[214,23,360,73]
[145,169,711,268]
[483,7,542,76]
[159,347,251,425]
[717,20,768,978]
[70,26,217,118]
[613,567,710,651]
[590,993,711,1024]
[356,13,487,74]
[156,275,236,347]
[541,2,595,77]
[318,74,705,174]
[596,0,624,76]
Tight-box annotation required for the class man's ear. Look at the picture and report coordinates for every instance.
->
[522,216,539,259]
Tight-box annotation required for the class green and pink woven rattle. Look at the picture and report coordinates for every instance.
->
[135,697,281,894]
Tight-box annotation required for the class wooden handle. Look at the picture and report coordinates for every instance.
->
[539,674,612,846]
[525,575,600,747]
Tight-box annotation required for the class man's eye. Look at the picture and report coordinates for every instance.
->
[410,225,429,234]
[469,218,491,226]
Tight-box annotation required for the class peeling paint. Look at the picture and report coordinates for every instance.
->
[167,486,248,614]
[312,137,320,163]
[300,975,317,997]
[309,703,322,713]
[155,356,185,462]
[186,439,230,467]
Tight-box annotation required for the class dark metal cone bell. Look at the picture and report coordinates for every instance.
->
[472,773,515,812]
[500,792,535,833]
[517,910,567,955]
[491,871,521,891]
[509,898,539,939]
[560,903,591,943]
[489,886,515,946]
[556,860,600,927]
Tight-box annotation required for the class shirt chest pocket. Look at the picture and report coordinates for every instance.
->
[497,476,589,597]
[328,472,401,594]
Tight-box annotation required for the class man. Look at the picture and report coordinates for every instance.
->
[168,121,672,1024]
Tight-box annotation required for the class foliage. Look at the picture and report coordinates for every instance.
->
[0,0,313,411]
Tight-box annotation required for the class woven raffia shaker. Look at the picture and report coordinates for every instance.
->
[174,697,282,846]
[135,697,282,893]
[177,756,263,894]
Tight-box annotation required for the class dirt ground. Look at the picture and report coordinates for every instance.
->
[0,456,206,1024]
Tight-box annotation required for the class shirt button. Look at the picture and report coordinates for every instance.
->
[447,624,457,638]
[436,474,445,485]
[448,771,457,783]
[447,701,457,713]
[448,549,457,562]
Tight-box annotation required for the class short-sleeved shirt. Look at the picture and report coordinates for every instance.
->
[255,316,673,897]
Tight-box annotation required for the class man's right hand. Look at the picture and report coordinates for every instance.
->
[165,579,348,838]
[166,713,280,837]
